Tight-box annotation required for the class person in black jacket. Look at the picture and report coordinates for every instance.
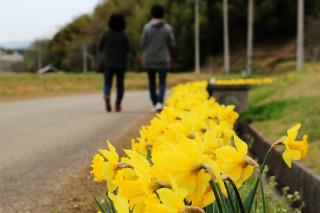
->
[99,13,129,112]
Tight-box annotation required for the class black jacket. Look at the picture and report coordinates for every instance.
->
[99,30,129,69]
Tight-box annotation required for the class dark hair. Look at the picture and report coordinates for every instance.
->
[108,13,126,32]
[151,4,164,19]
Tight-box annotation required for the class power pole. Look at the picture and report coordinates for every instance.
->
[37,47,42,71]
[297,0,304,71]
[223,0,230,74]
[82,43,88,73]
[246,0,254,75]
[195,0,201,74]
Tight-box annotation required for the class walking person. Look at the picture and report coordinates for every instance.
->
[99,13,129,112]
[141,4,176,112]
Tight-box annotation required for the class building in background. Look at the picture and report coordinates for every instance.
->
[0,49,24,72]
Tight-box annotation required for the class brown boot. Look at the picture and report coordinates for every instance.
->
[104,96,112,112]
[115,104,122,113]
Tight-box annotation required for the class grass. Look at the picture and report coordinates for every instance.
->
[0,71,211,102]
[240,172,303,213]
[241,66,320,173]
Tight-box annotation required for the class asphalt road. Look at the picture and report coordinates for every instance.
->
[0,92,150,212]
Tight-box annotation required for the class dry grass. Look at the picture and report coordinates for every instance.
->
[246,67,320,173]
[0,72,212,102]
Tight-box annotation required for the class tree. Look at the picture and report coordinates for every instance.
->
[223,0,230,74]
[297,0,304,71]
[246,0,254,75]
[23,39,50,72]
[44,0,318,72]
[194,0,200,74]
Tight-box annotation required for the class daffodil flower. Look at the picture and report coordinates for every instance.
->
[281,123,308,168]
[153,139,225,207]
[215,134,256,187]
[108,193,130,213]
[90,154,105,182]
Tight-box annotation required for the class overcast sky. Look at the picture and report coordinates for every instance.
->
[0,0,100,43]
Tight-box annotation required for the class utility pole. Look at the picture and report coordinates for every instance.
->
[194,0,201,74]
[297,0,305,71]
[246,0,254,75]
[82,43,88,73]
[223,0,230,74]
[37,47,42,71]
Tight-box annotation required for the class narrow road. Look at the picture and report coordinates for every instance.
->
[0,92,150,212]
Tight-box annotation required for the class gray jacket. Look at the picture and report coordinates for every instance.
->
[141,19,175,69]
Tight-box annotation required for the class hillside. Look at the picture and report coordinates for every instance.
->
[23,0,320,72]
[242,65,320,172]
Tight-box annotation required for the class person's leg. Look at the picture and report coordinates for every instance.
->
[103,67,114,112]
[158,68,168,104]
[147,69,158,106]
[115,68,125,112]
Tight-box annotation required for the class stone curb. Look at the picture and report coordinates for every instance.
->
[238,123,320,213]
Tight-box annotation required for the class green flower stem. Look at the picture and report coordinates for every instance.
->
[94,197,107,213]
[216,183,228,211]
[209,180,223,213]
[258,174,266,213]
[225,177,245,213]
[245,145,273,213]
[223,182,236,213]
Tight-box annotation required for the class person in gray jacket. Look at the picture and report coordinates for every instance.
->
[141,4,175,112]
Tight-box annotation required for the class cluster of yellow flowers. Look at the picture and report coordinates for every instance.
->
[91,81,308,213]
[211,78,273,86]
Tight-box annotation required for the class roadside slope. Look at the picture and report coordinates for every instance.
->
[243,66,320,173]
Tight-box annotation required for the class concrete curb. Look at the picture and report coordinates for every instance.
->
[238,123,320,213]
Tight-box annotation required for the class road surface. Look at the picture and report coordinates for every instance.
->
[0,92,150,212]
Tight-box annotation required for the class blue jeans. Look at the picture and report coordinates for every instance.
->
[103,67,125,105]
[147,69,167,106]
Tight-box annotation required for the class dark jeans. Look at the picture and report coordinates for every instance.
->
[147,69,167,105]
[103,67,125,105]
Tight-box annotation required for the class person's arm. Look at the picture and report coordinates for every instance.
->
[167,25,176,49]
[99,32,106,52]
[141,25,148,48]
[124,34,130,52]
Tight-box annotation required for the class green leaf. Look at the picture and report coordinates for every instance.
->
[244,147,272,212]
[94,197,107,213]
[223,182,236,213]
[209,180,223,213]
[216,182,229,212]
[225,178,245,213]
[259,175,266,213]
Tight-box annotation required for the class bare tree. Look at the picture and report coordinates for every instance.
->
[223,0,230,74]
[37,47,43,71]
[194,0,201,74]
[297,0,305,71]
[82,43,88,73]
[246,0,254,75]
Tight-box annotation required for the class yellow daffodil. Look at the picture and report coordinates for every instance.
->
[90,154,105,182]
[281,123,309,168]
[95,142,120,191]
[92,81,308,213]
[215,134,255,187]
[214,78,273,86]
[153,139,224,206]
[108,193,130,213]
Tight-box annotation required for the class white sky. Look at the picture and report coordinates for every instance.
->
[0,0,100,43]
